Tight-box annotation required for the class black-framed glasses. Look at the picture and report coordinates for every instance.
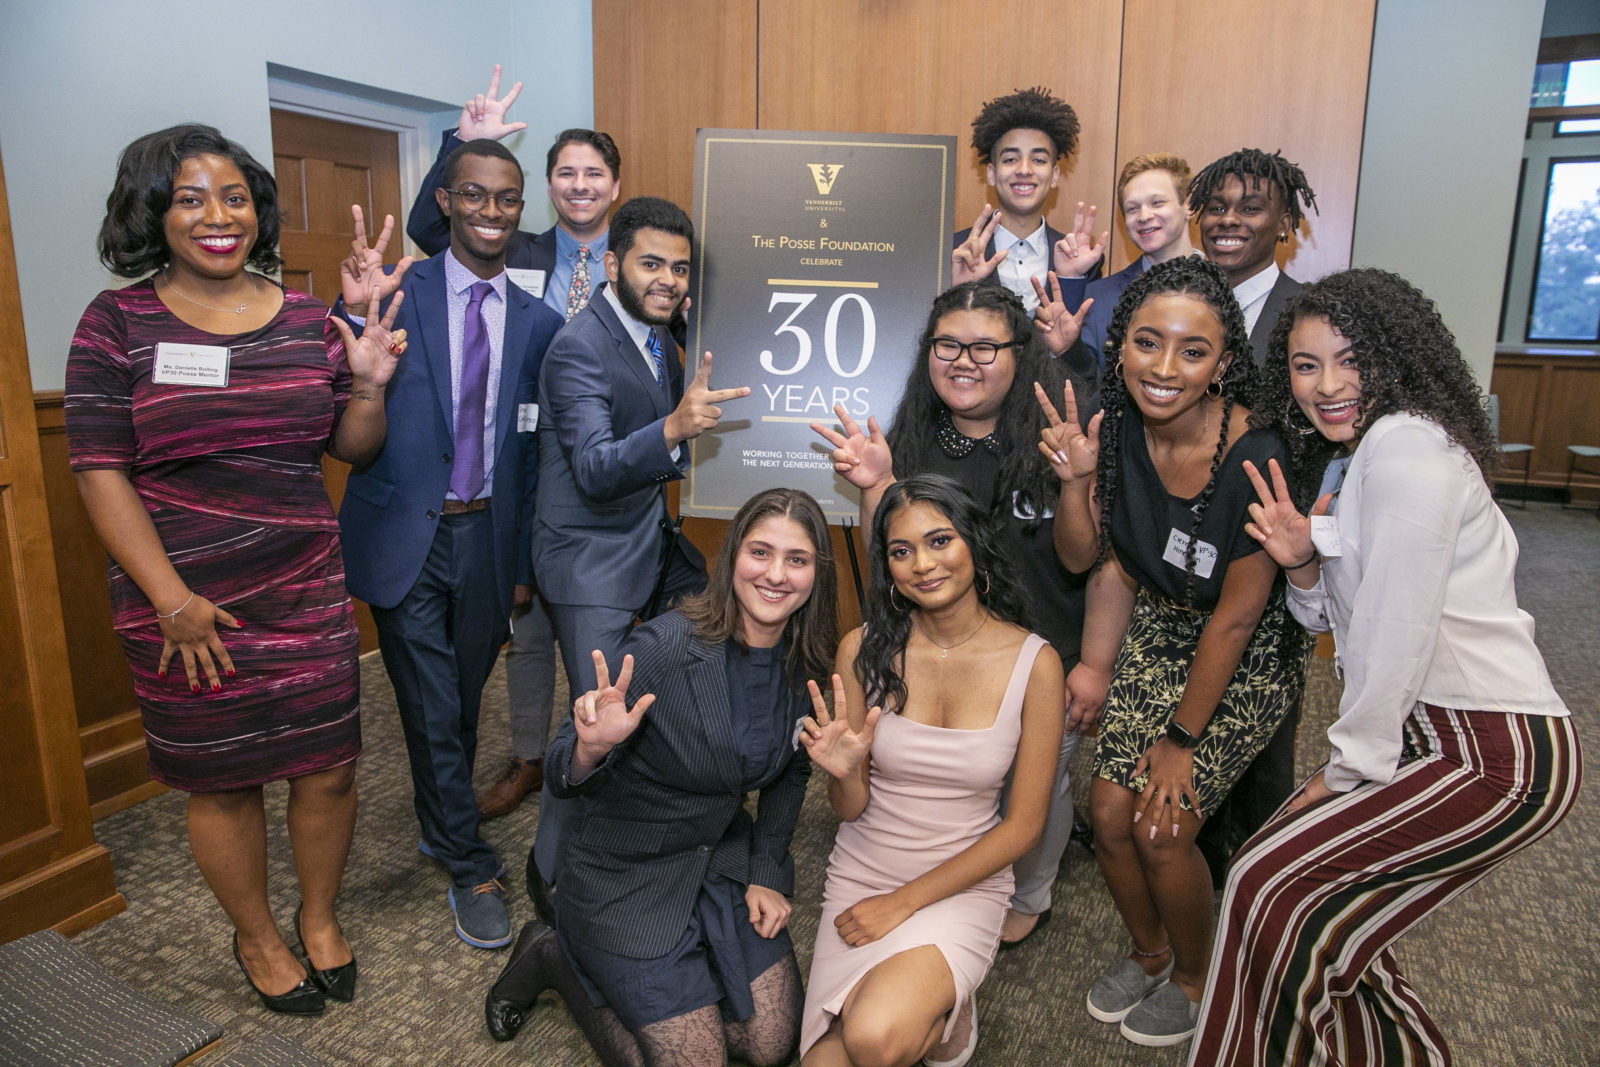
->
[442,187,525,211]
[929,337,1017,364]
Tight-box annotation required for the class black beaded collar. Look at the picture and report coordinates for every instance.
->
[936,412,1000,458]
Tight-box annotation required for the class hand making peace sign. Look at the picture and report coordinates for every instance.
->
[339,204,413,318]
[1034,379,1102,485]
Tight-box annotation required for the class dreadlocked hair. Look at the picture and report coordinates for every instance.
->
[970,87,1080,163]
[1186,148,1319,233]
[855,475,1032,713]
[1097,257,1259,605]
[885,281,1072,530]
[1255,268,1500,511]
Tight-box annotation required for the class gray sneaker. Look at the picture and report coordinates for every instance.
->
[1119,980,1200,1047]
[1086,955,1173,1023]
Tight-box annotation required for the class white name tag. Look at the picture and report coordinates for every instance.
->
[517,402,539,432]
[1162,527,1218,579]
[1310,515,1343,559]
[151,342,230,387]
[506,268,546,298]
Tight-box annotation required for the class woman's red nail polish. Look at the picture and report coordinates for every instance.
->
[226,668,235,678]
[158,670,166,679]
[191,683,201,694]
[211,682,221,692]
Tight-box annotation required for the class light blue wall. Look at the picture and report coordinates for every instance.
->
[1352,0,1547,384]
[0,1,592,388]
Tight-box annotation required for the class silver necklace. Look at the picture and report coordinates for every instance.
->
[914,612,989,659]
[162,270,250,314]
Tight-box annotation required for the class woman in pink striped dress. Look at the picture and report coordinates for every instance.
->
[66,124,406,1016]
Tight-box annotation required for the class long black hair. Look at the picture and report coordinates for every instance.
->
[885,281,1076,528]
[98,123,281,277]
[1258,268,1500,510]
[855,475,1030,711]
[1097,257,1257,603]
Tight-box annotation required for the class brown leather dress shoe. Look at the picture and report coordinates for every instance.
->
[477,757,544,819]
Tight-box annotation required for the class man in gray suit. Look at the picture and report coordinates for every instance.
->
[528,196,749,903]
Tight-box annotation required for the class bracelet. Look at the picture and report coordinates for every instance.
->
[1285,548,1318,570]
[156,592,194,621]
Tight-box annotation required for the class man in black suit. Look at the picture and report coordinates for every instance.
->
[1187,147,1319,886]
[1188,148,1320,367]
[951,87,1104,309]
[404,65,624,821]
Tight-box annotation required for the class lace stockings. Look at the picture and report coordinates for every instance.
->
[632,955,803,1067]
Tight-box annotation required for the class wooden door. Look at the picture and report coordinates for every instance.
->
[0,142,125,941]
[270,109,407,653]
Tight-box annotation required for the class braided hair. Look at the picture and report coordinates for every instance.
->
[855,475,1031,712]
[1097,257,1258,604]
[970,87,1080,163]
[1185,148,1318,233]
[1256,268,1500,511]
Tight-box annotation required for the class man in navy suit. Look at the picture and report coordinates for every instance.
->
[404,66,623,821]
[526,196,749,903]
[339,138,564,948]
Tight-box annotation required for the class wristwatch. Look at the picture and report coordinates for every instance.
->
[1165,720,1200,749]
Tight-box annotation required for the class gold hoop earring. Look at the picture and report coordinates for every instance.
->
[978,572,992,596]
[888,586,911,613]
[1111,356,1124,377]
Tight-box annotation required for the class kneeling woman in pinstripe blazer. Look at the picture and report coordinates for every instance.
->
[482,487,838,1067]
[1191,268,1583,1066]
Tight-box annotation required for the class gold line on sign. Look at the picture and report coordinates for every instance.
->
[765,279,879,289]
[761,416,830,423]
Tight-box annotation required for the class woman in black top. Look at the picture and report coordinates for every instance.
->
[813,280,1097,950]
[1037,257,1307,1048]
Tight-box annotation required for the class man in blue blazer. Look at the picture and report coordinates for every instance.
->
[405,66,624,821]
[526,196,749,904]
[339,138,564,948]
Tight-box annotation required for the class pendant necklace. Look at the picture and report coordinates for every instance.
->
[162,269,251,314]
[914,612,990,659]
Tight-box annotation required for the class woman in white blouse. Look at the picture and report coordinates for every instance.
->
[1187,268,1583,1067]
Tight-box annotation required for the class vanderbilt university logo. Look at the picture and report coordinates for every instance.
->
[806,163,843,196]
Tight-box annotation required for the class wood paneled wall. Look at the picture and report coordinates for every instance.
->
[1491,350,1600,493]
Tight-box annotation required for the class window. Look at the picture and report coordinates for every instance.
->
[1528,158,1600,342]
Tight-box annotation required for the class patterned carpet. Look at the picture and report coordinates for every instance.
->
[72,503,1600,1066]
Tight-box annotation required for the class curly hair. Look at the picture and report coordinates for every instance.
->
[99,124,281,277]
[1256,268,1499,509]
[1186,148,1318,234]
[856,475,1031,711]
[1097,257,1258,603]
[885,281,1081,528]
[676,487,839,685]
[970,87,1080,164]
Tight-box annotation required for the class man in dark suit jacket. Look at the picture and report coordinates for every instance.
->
[339,138,564,948]
[527,196,749,898]
[1188,147,1320,885]
[404,66,625,820]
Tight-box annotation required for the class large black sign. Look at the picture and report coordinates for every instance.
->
[684,129,956,520]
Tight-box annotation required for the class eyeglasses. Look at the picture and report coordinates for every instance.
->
[929,337,1017,364]
[442,187,525,212]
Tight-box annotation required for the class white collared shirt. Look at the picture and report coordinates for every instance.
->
[995,221,1050,310]
[1285,413,1568,792]
[1231,263,1280,336]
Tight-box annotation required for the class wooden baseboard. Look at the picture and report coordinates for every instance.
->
[0,844,123,944]
[91,780,168,822]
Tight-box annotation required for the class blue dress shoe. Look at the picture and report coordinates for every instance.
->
[449,879,512,949]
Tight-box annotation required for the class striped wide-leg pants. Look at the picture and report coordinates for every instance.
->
[1189,705,1582,1066]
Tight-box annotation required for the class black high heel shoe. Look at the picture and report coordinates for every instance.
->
[295,903,358,1003]
[232,934,324,1016]
[485,920,557,1041]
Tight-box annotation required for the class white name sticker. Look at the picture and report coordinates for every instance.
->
[517,403,540,433]
[152,342,230,387]
[1310,515,1343,559]
[506,268,547,298]
[1162,527,1218,580]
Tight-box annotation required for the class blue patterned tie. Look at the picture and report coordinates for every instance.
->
[451,281,493,501]
[645,329,668,395]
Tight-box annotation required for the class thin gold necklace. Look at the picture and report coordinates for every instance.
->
[162,269,251,314]
[1145,397,1213,472]
[914,611,990,660]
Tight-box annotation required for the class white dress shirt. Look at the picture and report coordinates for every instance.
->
[995,221,1050,311]
[1286,413,1568,792]
[1232,263,1280,336]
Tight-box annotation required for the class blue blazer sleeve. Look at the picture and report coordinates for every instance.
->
[405,130,456,257]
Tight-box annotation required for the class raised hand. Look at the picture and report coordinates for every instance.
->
[664,352,751,447]
[1034,379,1102,485]
[572,650,656,756]
[798,675,882,780]
[330,289,407,391]
[951,204,1009,285]
[1243,458,1330,571]
[339,205,413,318]
[810,404,892,492]
[457,64,527,142]
[1051,201,1108,278]
[156,592,242,695]
[1030,272,1093,355]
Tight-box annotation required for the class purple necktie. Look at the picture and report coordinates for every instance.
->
[451,281,493,501]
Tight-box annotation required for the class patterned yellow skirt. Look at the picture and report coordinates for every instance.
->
[1093,588,1309,815]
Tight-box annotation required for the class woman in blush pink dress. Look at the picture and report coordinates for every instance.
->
[798,474,1064,1067]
